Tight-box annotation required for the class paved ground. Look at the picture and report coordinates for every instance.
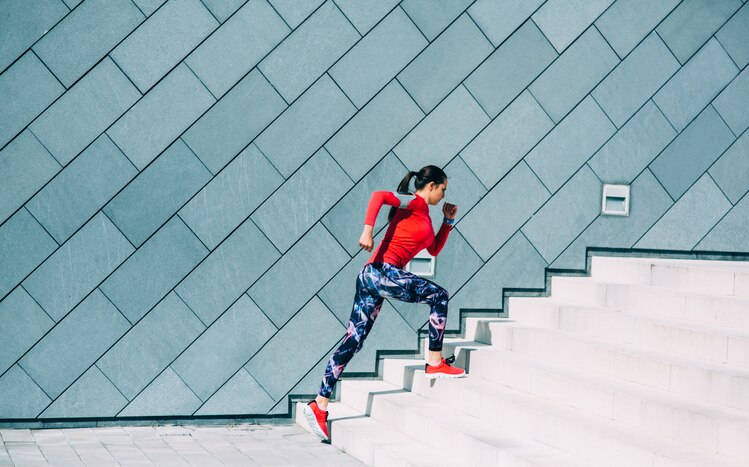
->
[0,423,363,466]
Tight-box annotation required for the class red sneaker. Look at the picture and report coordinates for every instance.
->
[303,400,329,440]
[425,355,466,379]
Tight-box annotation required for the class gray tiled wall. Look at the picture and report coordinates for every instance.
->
[1,0,748,421]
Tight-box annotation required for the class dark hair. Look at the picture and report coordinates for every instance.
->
[388,165,447,222]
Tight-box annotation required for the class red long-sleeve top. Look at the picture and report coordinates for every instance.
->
[364,191,452,269]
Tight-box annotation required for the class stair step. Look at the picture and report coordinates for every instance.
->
[550,277,749,332]
[343,375,743,467]
[479,322,749,413]
[462,345,749,459]
[340,379,597,467]
[591,257,749,298]
[506,297,749,369]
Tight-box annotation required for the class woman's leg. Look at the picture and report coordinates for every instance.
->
[375,263,449,361]
[317,266,383,408]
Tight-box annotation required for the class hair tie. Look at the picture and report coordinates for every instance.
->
[411,171,418,177]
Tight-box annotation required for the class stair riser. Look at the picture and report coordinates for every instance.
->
[487,325,749,413]
[551,278,749,332]
[591,257,748,297]
[507,301,747,368]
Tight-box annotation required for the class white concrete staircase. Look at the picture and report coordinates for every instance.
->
[296,256,749,466]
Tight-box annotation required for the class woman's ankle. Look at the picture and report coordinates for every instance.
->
[315,395,330,411]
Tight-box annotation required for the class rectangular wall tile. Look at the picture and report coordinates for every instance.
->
[26,135,137,244]
[530,27,619,123]
[656,0,742,64]
[464,20,557,118]
[32,0,145,87]
[335,0,400,35]
[717,2,749,68]
[330,7,427,108]
[186,0,289,98]
[0,131,60,225]
[201,0,245,22]
[22,213,134,322]
[175,219,280,325]
[111,0,217,93]
[322,153,407,256]
[532,0,614,53]
[461,91,553,189]
[636,174,732,250]
[709,132,749,204]
[457,162,550,261]
[654,39,738,132]
[394,85,490,170]
[40,366,128,418]
[255,75,356,178]
[0,0,68,72]
[19,290,130,399]
[259,1,359,102]
[97,292,204,400]
[249,224,349,328]
[400,0,473,41]
[525,96,616,193]
[132,0,167,16]
[268,0,324,28]
[107,64,215,170]
[118,367,201,417]
[171,295,276,401]
[29,58,141,166]
[398,14,494,113]
[0,209,57,299]
[325,81,423,182]
[522,166,603,263]
[179,145,284,250]
[650,106,736,200]
[251,148,353,253]
[0,365,51,419]
[592,32,680,127]
[0,52,64,148]
[100,217,208,323]
[595,0,680,57]
[246,297,343,401]
[588,101,676,184]
[713,67,749,136]
[442,155,489,221]
[182,70,286,175]
[448,232,547,329]
[0,288,54,376]
[468,0,545,47]
[696,192,749,252]
[551,169,673,270]
[195,368,275,415]
[104,139,211,247]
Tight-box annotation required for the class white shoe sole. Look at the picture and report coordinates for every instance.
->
[303,405,329,441]
[424,372,467,380]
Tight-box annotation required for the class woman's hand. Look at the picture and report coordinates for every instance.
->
[442,202,458,219]
[359,225,374,252]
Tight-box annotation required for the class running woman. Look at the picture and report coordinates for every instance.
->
[304,165,466,441]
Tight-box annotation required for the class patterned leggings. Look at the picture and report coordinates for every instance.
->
[318,262,449,398]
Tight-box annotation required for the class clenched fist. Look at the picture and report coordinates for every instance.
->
[442,202,458,219]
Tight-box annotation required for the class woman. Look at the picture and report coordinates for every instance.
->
[303,165,465,441]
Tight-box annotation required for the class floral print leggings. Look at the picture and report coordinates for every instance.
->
[318,262,449,398]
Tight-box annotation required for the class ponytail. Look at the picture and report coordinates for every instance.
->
[387,165,447,222]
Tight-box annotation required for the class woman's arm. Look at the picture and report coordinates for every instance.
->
[363,191,414,227]
[426,202,458,256]
[360,191,414,252]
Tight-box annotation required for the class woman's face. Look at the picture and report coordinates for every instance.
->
[427,179,448,205]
